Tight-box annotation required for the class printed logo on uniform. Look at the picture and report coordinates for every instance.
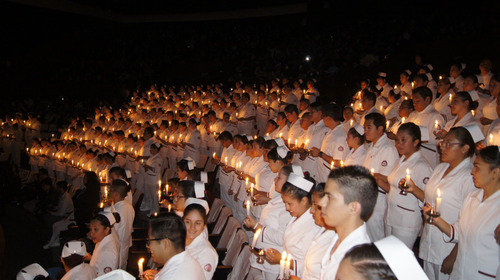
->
[204,264,212,272]
[104,267,112,273]
[423,177,429,184]
[381,160,387,167]
[338,146,344,151]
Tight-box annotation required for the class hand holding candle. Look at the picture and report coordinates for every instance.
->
[138,258,145,278]
[251,228,262,249]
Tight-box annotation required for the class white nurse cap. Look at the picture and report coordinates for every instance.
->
[194,181,205,198]
[185,197,210,214]
[287,173,313,192]
[94,269,135,280]
[61,240,87,258]
[16,263,48,280]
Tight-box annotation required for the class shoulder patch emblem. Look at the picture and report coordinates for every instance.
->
[381,160,387,167]
[104,267,112,273]
[338,146,344,151]
[204,264,212,272]
[423,177,429,184]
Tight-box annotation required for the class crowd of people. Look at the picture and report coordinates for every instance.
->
[2,57,500,280]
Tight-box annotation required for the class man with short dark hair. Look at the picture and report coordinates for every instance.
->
[143,213,204,279]
[362,113,399,242]
[310,104,349,183]
[60,240,96,280]
[318,165,377,279]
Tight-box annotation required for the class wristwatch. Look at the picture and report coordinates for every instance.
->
[318,151,323,158]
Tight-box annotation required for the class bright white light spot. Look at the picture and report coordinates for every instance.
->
[305,55,311,61]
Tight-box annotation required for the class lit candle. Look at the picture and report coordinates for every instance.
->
[158,189,161,201]
[224,157,228,165]
[434,120,439,130]
[471,110,475,116]
[138,258,145,278]
[370,168,375,175]
[246,200,251,216]
[104,186,108,198]
[449,93,453,103]
[279,132,283,138]
[168,204,171,212]
[405,168,411,183]
[100,202,104,208]
[411,82,415,88]
[401,117,405,124]
[386,120,390,130]
[436,189,442,213]
[340,160,344,167]
[285,255,291,279]
[380,105,383,111]
[251,228,262,249]
[158,180,162,189]
[288,138,291,146]
[213,152,216,158]
[330,161,334,170]
[350,119,353,127]
[305,139,310,147]
[279,252,287,279]
[489,133,493,143]
[294,139,298,147]
[250,183,254,197]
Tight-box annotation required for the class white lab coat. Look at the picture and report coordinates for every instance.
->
[433,92,453,122]
[112,200,135,270]
[237,102,256,135]
[443,112,478,132]
[186,233,218,280]
[419,158,475,269]
[315,125,348,183]
[385,151,433,248]
[412,104,445,168]
[283,209,321,278]
[90,233,120,277]
[301,120,329,181]
[320,223,371,280]
[343,145,367,167]
[446,189,500,280]
[362,133,399,242]
[302,229,336,280]
[184,128,201,166]
[154,251,204,280]
[61,263,96,280]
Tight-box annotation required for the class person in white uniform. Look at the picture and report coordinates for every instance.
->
[237,93,257,135]
[297,183,336,280]
[244,150,293,280]
[374,123,433,248]
[142,213,204,280]
[264,173,321,279]
[344,125,367,167]
[359,91,379,126]
[318,165,377,280]
[183,201,218,280]
[87,211,120,277]
[411,86,445,168]
[419,127,476,280]
[310,104,348,183]
[142,143,163,216]
[108,179,135,270]
[362,112,399,242]
[437,91,481,140]
[336,236,428,280]
[60,241,96,280]
[480,74,500,133]
[424,145,500,280]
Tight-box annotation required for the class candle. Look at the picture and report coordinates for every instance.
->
[104,186,108,198]
[138,258,145,277]
[213,152,216,158]
[166,184,169,195]
[405,168,411,183]
[489,133,493,143]
[340,160,344,167]
[279,132,283,138]
[251,228,262,249]
[154,212,157,216]
[168,204,171,212]
[285,255,291,279]
[305,139,310,147]
[224,157,228,165]
[250,183,254,197]
[411,82,415,88]
[370,168,375,175]
[471,110,476,116]
[386,120,390,130]
[158,180,162,189]
[401,117,405,124]
[380,105,383,111]
[436,189,442,213]
[246,200,251,216]
[350,119,353,127]
[434,120,439,130]
[245,177,249,186]
[294,139,298,147]
[100,202,104,208]
[279,252,287,279]
[449,93,453,103]
[288,138,291,146]
[330,161,334,170]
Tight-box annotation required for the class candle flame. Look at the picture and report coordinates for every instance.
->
[437,188,441,197]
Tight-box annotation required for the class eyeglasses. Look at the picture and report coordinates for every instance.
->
[174,194,185,199]
[439,141,462,149]
[146,237,166,246]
